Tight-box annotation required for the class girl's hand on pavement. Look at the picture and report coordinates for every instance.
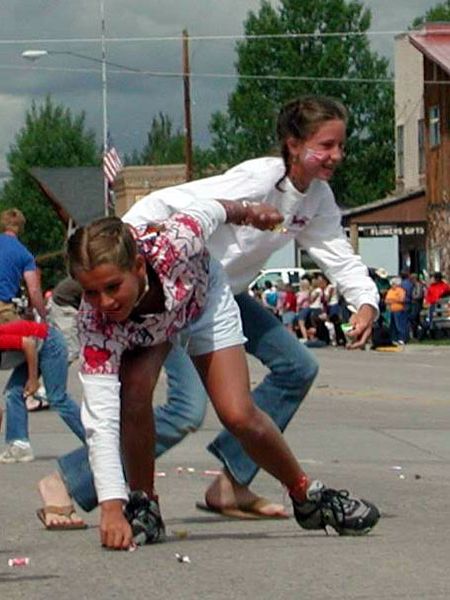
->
[100,500,133,550]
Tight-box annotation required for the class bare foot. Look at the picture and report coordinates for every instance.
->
[38,471,86,528]
[204,470,288,517]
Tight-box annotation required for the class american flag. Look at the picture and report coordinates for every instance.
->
[103,145,123,184]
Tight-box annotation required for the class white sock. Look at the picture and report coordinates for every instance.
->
[13,440,31,449]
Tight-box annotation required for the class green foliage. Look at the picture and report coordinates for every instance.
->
[125,113,185,165]
[412,0,450,27]
[125,112,218,179]
[208,0,395,206]
[0,96,99,288]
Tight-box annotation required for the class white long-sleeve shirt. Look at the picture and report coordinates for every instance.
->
[124,157,379,311]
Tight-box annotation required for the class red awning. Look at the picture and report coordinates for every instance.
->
[409,23,450,76]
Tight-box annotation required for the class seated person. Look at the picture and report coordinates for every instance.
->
[0,320,45,398]
[0,321,85,465]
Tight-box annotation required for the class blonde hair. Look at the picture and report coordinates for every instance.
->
[67,217,137,278]
[0,208,26,234]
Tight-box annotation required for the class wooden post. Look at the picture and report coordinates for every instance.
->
[349,222,359,253]
[182,29,193,181]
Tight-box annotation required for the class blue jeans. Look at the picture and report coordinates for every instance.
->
[390,310,408,343]
[4,326,85,444]
[59,293,318,511]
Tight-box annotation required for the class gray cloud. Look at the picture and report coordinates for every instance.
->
[0,0,440,171]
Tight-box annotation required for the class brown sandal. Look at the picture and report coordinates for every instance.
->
[36,505,87,530]
[195,497,289,520]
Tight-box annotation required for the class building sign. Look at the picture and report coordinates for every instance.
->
[357,224,426,237]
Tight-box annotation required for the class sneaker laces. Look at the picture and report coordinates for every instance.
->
[124,491,164,545]
[316,487,359,532]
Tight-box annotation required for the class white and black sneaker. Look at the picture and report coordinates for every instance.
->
[0,442,34,463]
[124,491,166,546]
[291,480,380,536]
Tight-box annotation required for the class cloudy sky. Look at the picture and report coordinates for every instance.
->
[0,0,440,173]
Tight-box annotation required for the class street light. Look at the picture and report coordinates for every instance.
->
[23,31,195,192]
[22,47,110,215]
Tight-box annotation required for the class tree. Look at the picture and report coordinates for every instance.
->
[125,113,185,165]
[125,112,218,178]
[209,0,395,207]
[0,96,99,287]
[412,0,450,27]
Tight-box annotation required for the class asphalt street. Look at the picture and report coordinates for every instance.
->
[0,343,449,599]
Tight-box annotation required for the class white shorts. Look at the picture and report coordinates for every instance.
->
[178,257,246,356]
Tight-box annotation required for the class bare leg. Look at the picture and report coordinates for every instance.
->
[193,346,307,493]
[298,319,308,341]
[38,471,86,527]
[120,342,171,497]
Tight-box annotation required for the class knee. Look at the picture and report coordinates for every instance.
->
[301,354,319,385]
[122,377,157,415]
[219,403,262,439]
[121,392,151,421]
[179,401,206,431]
[161,387,208,432]
[273,351,319,391]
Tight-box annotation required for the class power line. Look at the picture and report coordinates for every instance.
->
[3,64,450,85]
[0,63,393,82]
[0,29,419,46]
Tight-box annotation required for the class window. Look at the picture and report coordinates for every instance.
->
[418,119,425,174]
[429,105,440,147]
[396,125,404,178]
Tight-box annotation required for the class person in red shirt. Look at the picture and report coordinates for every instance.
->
[0,320,85,465]
[425,272,450,320]
[0,320,48,398]
[280,284,298,333]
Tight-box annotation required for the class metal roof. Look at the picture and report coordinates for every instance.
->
[341,188,425,217]
[409,22,450,75]
[30,167,105,226]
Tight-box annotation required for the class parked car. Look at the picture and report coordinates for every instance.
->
[248,268,307,293]
[418,295,450,340]
[431,295,450,334]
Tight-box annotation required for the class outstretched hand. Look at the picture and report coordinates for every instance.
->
[346,304,377,349]
[219,199,285,231]
[243,201,285,231]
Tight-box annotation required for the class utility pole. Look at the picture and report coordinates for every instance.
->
[100,0,109,215]
[182,29,193,181]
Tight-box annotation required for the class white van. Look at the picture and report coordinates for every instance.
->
[248,268,307,292]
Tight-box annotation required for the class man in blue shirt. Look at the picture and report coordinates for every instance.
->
[0,209,46,323]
